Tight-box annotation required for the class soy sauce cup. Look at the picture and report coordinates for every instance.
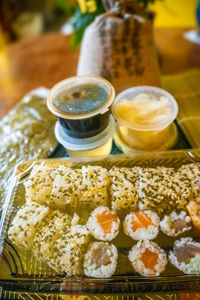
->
[55,115,115,157]
[47,76,115,138]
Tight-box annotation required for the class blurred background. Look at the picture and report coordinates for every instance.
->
[0,0,199,46]
[0,0,199,119]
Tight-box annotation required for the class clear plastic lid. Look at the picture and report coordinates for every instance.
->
[47,76,115,120]
[55,115,115,151]
[112,86,178,131]
[1,150,200,293]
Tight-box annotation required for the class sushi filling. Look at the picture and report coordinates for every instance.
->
[169,238,200,274]
[84,242,118,278]
[187,198,200,229]
[128,240,167,277]
[96,210,118,234]
[160,211,191,237]
[87,206,120,241]
[90,246,112,268]
[174,244,200,264]
[123,210,160,240]
[141,249,158,270]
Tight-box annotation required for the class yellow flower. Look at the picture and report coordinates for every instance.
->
[78,0,97,13]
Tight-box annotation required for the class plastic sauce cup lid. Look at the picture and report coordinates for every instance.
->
[112,86,178,131]
[47,76,115,120]
[55,115,116,151]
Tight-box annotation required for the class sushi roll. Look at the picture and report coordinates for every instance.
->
[50,221,90,276]
[33,210,71,261]
[83,241,118,278]
[109,167,140,212]
[87,206,120,241]
[79,166,110,207]
[171,170,192,210]
[51,165,82,208]
[123,210,160,240]
[137,167,175,213]
[160,211,191,237]
[24,165,55,205]
[8,201,49,249]
[178,163,200,198]
[187,198,200,230]
[137,166,191,212]
[128,240,167,277]
[169,237,200,274]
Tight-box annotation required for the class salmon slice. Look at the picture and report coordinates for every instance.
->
[141,249,158,270]
[96,211,118,234]
[187,200,200,230]
[131,211,154,232]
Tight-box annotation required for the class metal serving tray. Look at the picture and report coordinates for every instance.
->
[0,150,200,295]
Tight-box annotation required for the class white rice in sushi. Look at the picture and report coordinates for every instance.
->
[79,166,110,207]
[87,206,120,241]
[160,211,191,237]
[24,165,55,206]
[123,210,160,240]
[128,240,167,277]
[84,241,118,278]
[8,201,49,249]
[109,167,140,212]
[178,163,200,198]
[138,167,176,213]
[33,210,71,261]
[25,164,109,209]
[169,237,200,274]
[49,221,90,276]
[51,166,82,208]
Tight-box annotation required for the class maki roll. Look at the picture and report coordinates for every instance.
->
[79,166,110,207]
[51,165,82,208]
[109,167,140,212]
[33,210,71,262]
[25,165,55,205]
[187,198,200,230]
[169,237,200,274]
[50,220,90,276]
[128,240,167,277]
[178,163,200,198]
[8,201,49,250]
[160,211,191,237]
[137,167,175,213]
[87,206,120,241]
[83,241,118,278]
[123,210,160,240]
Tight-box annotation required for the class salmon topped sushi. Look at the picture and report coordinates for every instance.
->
[87,206,120,241]
[128,240,167,277]
[123,210,160,240]
[187,198,200,230]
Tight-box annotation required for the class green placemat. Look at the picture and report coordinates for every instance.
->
[162,69,200,149]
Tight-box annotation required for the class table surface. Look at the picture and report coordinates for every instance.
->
[0,28,200,119]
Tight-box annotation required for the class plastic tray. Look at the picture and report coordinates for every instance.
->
[1,150,200,294]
